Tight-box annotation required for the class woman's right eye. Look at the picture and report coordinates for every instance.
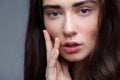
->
[46,10,61,19]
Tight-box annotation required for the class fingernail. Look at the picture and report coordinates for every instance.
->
[55,49,59,53]
[43,30,46,33]
[55,37,60,43]
[54,49,59,58]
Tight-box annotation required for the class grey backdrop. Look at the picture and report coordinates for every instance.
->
[0,0,28,80]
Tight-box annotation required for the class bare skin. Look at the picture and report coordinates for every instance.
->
[43,30,72,80]
[43,0,100,79]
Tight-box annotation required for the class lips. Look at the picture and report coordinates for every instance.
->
[62,42,81,53]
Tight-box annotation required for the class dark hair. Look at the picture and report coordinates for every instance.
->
[24,0,120,80]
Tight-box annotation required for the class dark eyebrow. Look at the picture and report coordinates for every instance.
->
[43,5,61,10]
[72,0,97,7]
[43,0,97,10]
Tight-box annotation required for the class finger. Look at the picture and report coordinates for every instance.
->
[47,37,60,79]
[61,59,71,78]
[43,30,53,59]
[46,49,59,80]
[48,48,59,67]
[52,37,60,61]
[54,37,60,50]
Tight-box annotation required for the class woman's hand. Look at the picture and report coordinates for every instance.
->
[43,30,71,80]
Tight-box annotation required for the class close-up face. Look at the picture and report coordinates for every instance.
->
[43,0,100,62]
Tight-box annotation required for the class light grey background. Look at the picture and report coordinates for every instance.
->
[0,0,28,80]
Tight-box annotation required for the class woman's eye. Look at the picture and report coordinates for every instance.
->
[78,8,92,16]
[46,11,61,19]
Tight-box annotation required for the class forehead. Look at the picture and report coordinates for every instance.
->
[43,0,98,5]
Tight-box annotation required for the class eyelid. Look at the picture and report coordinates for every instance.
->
[44,9,62,19]
[75,6,91,12]
[74,2,96,11]
[75,6,93,16]
[44,9,62,14]
[47,10,62,16]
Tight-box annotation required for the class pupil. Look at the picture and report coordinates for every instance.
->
[82,9,87,13]
[53,12,58,16]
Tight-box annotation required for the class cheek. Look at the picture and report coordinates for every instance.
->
[83,22,98,50]
[44,19,61,38]
[81,16,98,38]
[85,27,98,46]
[83,23,98,38]
[78,17,98,47]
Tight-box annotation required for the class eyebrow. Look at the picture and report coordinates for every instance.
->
[73,0,97,7]
[43,5,61,10]
[43,0,97,10]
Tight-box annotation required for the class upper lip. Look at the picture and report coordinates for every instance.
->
[62,41,81,47]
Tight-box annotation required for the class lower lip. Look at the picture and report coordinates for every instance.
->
[62,46,81,53]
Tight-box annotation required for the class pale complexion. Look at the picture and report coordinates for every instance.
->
[43,0,100,80]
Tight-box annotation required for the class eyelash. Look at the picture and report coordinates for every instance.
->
[46,10,62,19]
[77,7,92,16]
[45,7,92,19]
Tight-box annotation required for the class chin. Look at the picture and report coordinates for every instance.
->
[60,51,91,62]
[61,55,86,62]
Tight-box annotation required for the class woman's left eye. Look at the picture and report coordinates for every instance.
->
[78,7,92,16]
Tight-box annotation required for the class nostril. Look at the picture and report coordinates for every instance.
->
[63,30,77,37]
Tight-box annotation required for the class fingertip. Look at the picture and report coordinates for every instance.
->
[55,37,60,44]
[54,48,59,59]
[54,37,60,49]
[43,29,46,33]
[55,48,59,54]
[43,30,50,40]
[43,30,46,37]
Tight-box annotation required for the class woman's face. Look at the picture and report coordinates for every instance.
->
[43,0,100,62]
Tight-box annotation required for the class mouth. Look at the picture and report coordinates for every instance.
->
[62,42,82,53]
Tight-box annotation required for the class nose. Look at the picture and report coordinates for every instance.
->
[63,14,77,37]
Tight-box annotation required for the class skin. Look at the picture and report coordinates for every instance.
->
[43,30,71,80]
[43,0,100,80]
